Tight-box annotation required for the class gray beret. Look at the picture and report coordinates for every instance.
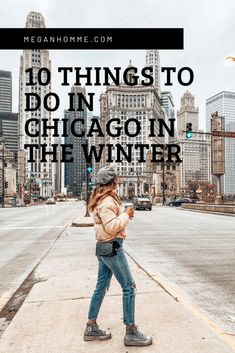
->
[95,165,117,186]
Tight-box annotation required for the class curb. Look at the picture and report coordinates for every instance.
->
[71,221,94,227]
[71,208,94,227]
[178,207,235,217]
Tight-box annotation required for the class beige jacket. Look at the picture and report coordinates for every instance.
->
[92,195,129,242]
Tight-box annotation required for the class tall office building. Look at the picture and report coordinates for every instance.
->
[87,112,96,151]
[0,113,18,159]
[64,110,70,193]
[0,70,12,112]
[64,86,87,197]
[206,91,235,195]
[53,119,64,195]
[0,70,18,159]
[145,50,161,96]
[161,91,175,119]
[18,12,52,196]
[0,71,17,203]
[87,112,99,179]
[177,91,211,190]
[99,62,165,197]
[177,90,199,134]
[177,134,211,190]
[161,91,175,141]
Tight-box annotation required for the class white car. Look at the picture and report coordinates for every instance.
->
[46,197,56,205]
[134,197,152,211]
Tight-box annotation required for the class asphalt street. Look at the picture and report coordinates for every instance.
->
[1,202,235,337]
[126,205,235,334]
[0,201,83,311]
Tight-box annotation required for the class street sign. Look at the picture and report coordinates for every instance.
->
[212,131,235,138]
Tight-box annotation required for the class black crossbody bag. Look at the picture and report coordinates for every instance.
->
[95,198,122,257]
[95,239,121,257]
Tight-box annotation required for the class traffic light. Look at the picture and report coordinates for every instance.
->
[87,165,93,173]
[88,179,93,188]
[86,164,93,190]
[4,181,8,189]
[186,123,192,139]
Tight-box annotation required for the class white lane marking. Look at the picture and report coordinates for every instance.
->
[0,226,64,230]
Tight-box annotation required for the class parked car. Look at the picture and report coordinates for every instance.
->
[46,197,56,205]
[182,197,199,204]
[134,197,152,211]
[181,197,192,203]
[169,198,191,207]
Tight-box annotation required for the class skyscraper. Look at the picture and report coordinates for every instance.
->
[161,91,175,119]
[161,91,175,141]
[99,61,165,197]
[64,86,87,197]
[53,119,64,195]
[0,70,18,159]
[87,112,99,181]
[206,91,235,195]
[177,90,199,135]
[145,50,160,96]
[18,12,52,197]
[0,70,17,204]
[0,70,12,112]
[176,91,211,190]
[177,134,211,190]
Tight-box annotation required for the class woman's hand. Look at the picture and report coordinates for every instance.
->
[125,206,134,219]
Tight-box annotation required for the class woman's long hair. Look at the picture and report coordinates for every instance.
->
[88,177,120,213]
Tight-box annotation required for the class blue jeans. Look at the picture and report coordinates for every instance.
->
[88,239,135,325]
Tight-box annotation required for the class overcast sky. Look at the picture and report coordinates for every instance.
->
[1,0,235,130]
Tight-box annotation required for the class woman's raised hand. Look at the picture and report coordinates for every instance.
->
[125,206,134,219]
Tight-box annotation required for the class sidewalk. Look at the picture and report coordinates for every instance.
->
[0,224,234,353]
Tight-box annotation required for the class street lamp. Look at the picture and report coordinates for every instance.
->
[85,164,93,217]
[153,163,178,205]
[129,169,142,197]
[29,172,37,204]
[44,180,47,199]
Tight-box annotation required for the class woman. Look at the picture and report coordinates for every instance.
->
[84,165,152,347]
